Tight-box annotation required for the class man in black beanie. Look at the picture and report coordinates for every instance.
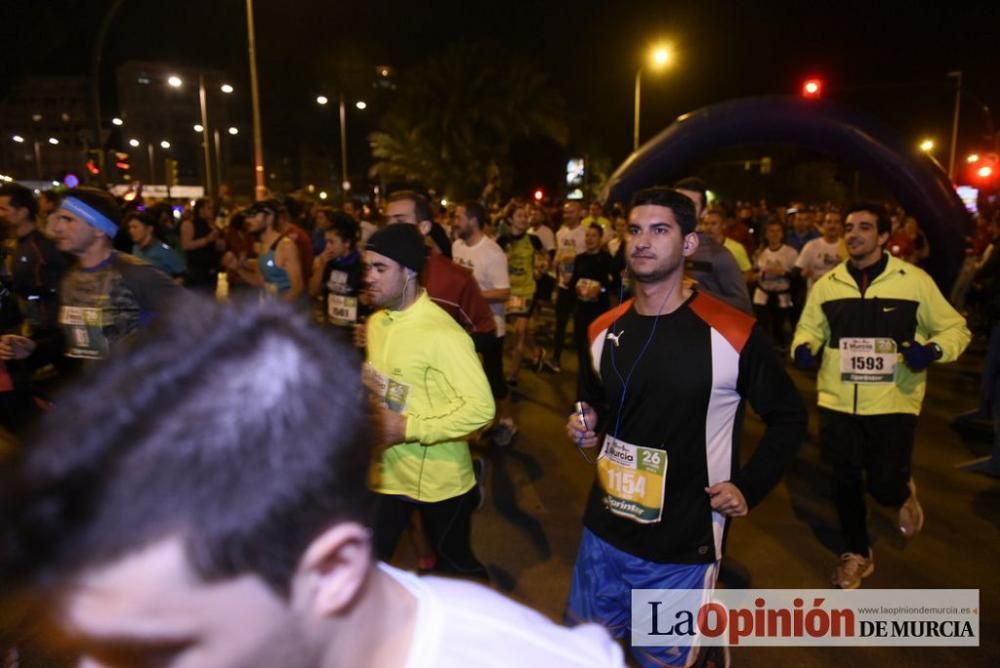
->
[362,224,496,580]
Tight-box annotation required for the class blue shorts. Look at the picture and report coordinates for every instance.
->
[565,528,718,668]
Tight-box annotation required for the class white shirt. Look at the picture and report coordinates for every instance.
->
[529,225,555,253]
[795,237,846,291]
[555,224,587,288]
[755,244,799,293]
[453,236,511,336]
[382,564,625,668]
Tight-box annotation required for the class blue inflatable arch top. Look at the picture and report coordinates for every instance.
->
[602,96,970,291]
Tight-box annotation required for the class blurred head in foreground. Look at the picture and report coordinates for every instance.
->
[0,297,376,667]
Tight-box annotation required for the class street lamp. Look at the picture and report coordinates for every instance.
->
[48,137,59,145]
[919,139,935,153]
[129,138,140,147]
[634,43,675,151]
[355,100,367,110]
[167,75,183,88]
[316,93,354,192]
[228,126,239,136]
[220,83,234,94]
[111,117,124,126]
[12,135,24,143]
[160,140,171,149]
[193,124,204,133]
[967,153,980,163]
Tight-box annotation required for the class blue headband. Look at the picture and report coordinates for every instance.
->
[60,197,119,238]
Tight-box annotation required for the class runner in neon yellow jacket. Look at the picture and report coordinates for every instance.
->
[367,290,495,502]
[792,252,970,416]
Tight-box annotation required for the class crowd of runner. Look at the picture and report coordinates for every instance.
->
[0,177,995,667]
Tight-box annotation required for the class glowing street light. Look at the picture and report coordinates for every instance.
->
[167,75,183,88]
[47,137,59,145]
[634,42,676,151]
[193,124,204,133]
[355,100,367,110]
[228,126,239,136]
[220,83,234,94]
[316,95,329,105]
[651,45,673,69]
[111,117,124,126]
[11,135,24,143]
[967,153,980,163]
[129,138,141,148]
[319,191,328,200]
[979,165,994,179]
[919,139,935,153]
[160,140,171,149]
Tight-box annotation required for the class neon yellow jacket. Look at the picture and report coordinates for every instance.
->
[367,290,495,501]
[792,254,970,416]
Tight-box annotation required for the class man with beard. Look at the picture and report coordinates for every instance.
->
[565,187,806,667]
[363,224,494,579]
[792,202,970,590]
[225,200,304,304]
[0,188,178,368]
[0,297,625,668]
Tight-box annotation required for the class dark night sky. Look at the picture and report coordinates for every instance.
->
[2,0,999,177]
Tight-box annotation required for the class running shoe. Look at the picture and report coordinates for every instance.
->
[832,550,874,590]
[492,417,518,447]
[899,478,925,537]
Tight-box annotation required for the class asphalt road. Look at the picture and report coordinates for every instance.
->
[390,335,998,667]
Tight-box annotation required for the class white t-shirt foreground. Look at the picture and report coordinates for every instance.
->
[382,563,625,668]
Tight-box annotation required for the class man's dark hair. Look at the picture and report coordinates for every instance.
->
[0,298,373,601]
[66,188,122,229]
[39,189,61,209]
[629,187,698,235]
[0,183,39,219]
[844,201,892,235]
[329,212,360,249]
[461,201,489,230]
[388,190,433,225]
[672,177,707,206]
[588,222,604,235]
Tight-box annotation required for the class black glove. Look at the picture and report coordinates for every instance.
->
[901,341,939,371]
[794,344,816,370]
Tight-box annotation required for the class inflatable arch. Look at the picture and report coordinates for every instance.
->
[602,96,970,291]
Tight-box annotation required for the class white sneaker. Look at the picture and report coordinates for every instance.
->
[832,550,874,590]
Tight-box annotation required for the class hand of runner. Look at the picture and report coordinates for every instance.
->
[705,482,748,517]
[566,401,599,448]
[0,335,36,360]
[370,398,407,445]
[353,320,367,348]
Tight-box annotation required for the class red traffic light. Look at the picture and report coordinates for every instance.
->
[802,78,823,99]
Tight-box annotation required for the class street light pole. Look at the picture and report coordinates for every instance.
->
[214,129,223,195]
[633,69,642,152]
[198,74,214,197]
[33,138,43,179]
[147,143,155,184]
[948,71,962,181]
[339,92,349,191]
[246,0,266,200]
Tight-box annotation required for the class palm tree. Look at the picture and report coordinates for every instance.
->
[370,44,568,199]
